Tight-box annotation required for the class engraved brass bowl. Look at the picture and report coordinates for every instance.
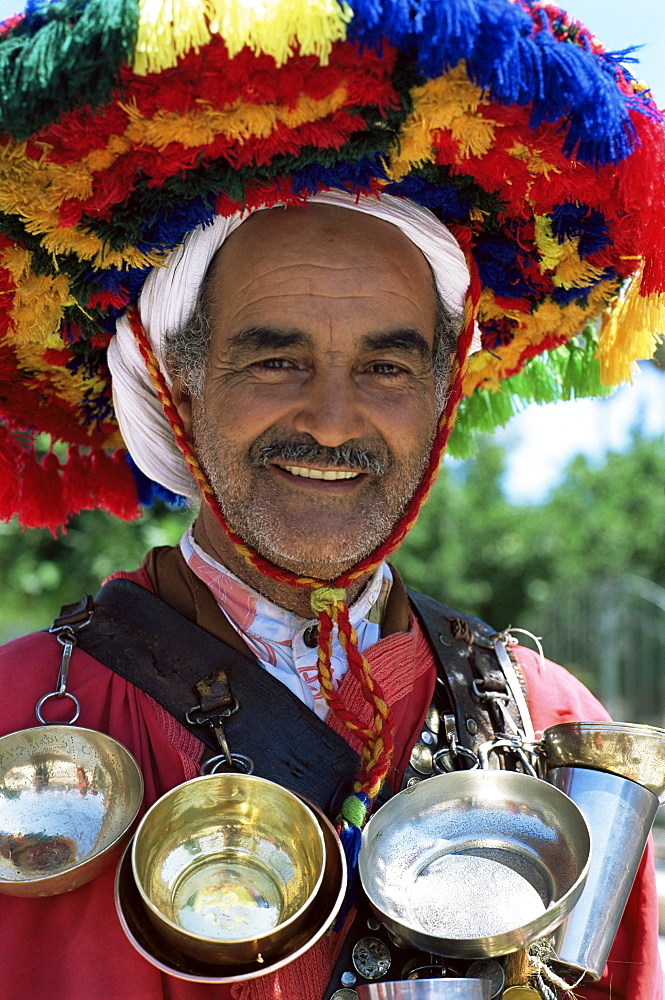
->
[359,771,590,959]
[0,725,144,896]
[543,722,665,802]
[115,794,345,982]
[131,773,326,966]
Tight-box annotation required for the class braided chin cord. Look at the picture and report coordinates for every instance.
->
[127,246,479,881]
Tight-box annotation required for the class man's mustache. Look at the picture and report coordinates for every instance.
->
[251,435,390,476]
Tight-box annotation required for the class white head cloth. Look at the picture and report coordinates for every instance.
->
[109,190,476,498]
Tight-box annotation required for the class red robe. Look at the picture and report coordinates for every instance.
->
[0,568,660,1000]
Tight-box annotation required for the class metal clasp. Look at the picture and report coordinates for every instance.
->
[186,700,240,767]
[36,604,93,725]
[431,713,480,772]
[478,735,540,776]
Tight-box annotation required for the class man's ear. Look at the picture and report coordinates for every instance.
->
[171,376,194,438]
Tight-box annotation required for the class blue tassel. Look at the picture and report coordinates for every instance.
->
[333,791,371,931]
[125,455,188,508]
[550,202,611,257]
[346,0,641,167]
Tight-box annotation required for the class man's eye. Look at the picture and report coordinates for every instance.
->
[256,358,295,369]
[368,361,405,375]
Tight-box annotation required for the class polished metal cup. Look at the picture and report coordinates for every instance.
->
[115,790,345,983]
[547,765,659,980]
[0,725,143,896]
[357,980,491,999]
[131,773,326,966]
[543,722,665,802]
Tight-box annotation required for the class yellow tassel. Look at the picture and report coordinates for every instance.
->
[552,252,605,290]
[386,64,493,182]
[122,86,348,149]
[38,230,167,271]
[597,270,665,384]
[508,142,560,179]
[134,0,352,75]
[534,216,606,289]
[0,247,72,345]
[134,0,211,76]
[463,284,616,394]
[534,215,564,272]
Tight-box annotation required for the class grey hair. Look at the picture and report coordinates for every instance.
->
[164,260,461,412]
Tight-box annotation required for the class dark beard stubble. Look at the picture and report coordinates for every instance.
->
[191,404,434,579]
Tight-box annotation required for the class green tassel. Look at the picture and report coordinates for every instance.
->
[449,327,614,457]
[0,0,139,140]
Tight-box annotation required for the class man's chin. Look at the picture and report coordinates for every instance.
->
[243,524,377,581]
[254,543,371,582]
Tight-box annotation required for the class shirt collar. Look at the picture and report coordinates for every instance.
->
[179,526,392,642]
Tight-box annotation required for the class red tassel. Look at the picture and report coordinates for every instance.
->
[17,450,68,536]
[90,449,141,521]
[0,425,20,522]
[62,446,95,517]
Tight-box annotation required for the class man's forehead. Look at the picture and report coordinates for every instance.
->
[205,204,439,345]
[211,203,436,283]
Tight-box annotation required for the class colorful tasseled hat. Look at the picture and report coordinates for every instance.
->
[0,0,664,532]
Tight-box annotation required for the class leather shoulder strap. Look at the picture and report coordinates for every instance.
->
[65,578,359,816]
[407,589,529,756]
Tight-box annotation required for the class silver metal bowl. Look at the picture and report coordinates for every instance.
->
[0,725,143,896]
[115,792,346,982]
[359,770,589,958]
[357,982,491,999]
[543,722,665,802]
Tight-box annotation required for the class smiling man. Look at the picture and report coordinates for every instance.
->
[1,1,664,998]
[171,204,443,602]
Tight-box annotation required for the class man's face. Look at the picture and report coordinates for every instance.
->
[178,205,441,580]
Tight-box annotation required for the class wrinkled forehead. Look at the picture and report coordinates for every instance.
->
[195,204,440,360]
[205,203,440,318]
[135,191,471,354]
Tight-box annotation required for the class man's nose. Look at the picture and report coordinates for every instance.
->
[290,369,367,447]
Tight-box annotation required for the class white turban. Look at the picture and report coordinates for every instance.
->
[109,190,476,498]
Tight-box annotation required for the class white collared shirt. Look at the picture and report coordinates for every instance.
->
[180,528,392,719]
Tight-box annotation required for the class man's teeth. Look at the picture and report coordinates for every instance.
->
[282,465,359,480]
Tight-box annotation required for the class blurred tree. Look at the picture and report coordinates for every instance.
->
[394,440,544,628]
[394,432,665,630]
[528,432,665,588]
[0,504,192,641]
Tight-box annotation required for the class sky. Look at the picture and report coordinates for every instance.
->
[488,0,665,504]
[0,0,663,504]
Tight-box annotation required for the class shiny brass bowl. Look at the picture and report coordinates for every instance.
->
[116,793,345,982]
[543,722,665,802]
[132,773,326,965]
[359,771,590,959]
[0,725,144,896]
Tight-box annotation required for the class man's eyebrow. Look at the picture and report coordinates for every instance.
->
[359,329,432,362]
[226,327,313,352]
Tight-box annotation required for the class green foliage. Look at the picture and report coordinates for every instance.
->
[394,441,545,628]
[394,432,665,631]
[0,504,192,641]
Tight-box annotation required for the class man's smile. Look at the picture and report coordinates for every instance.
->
[278,464,361,481]
[269,462,367,494]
